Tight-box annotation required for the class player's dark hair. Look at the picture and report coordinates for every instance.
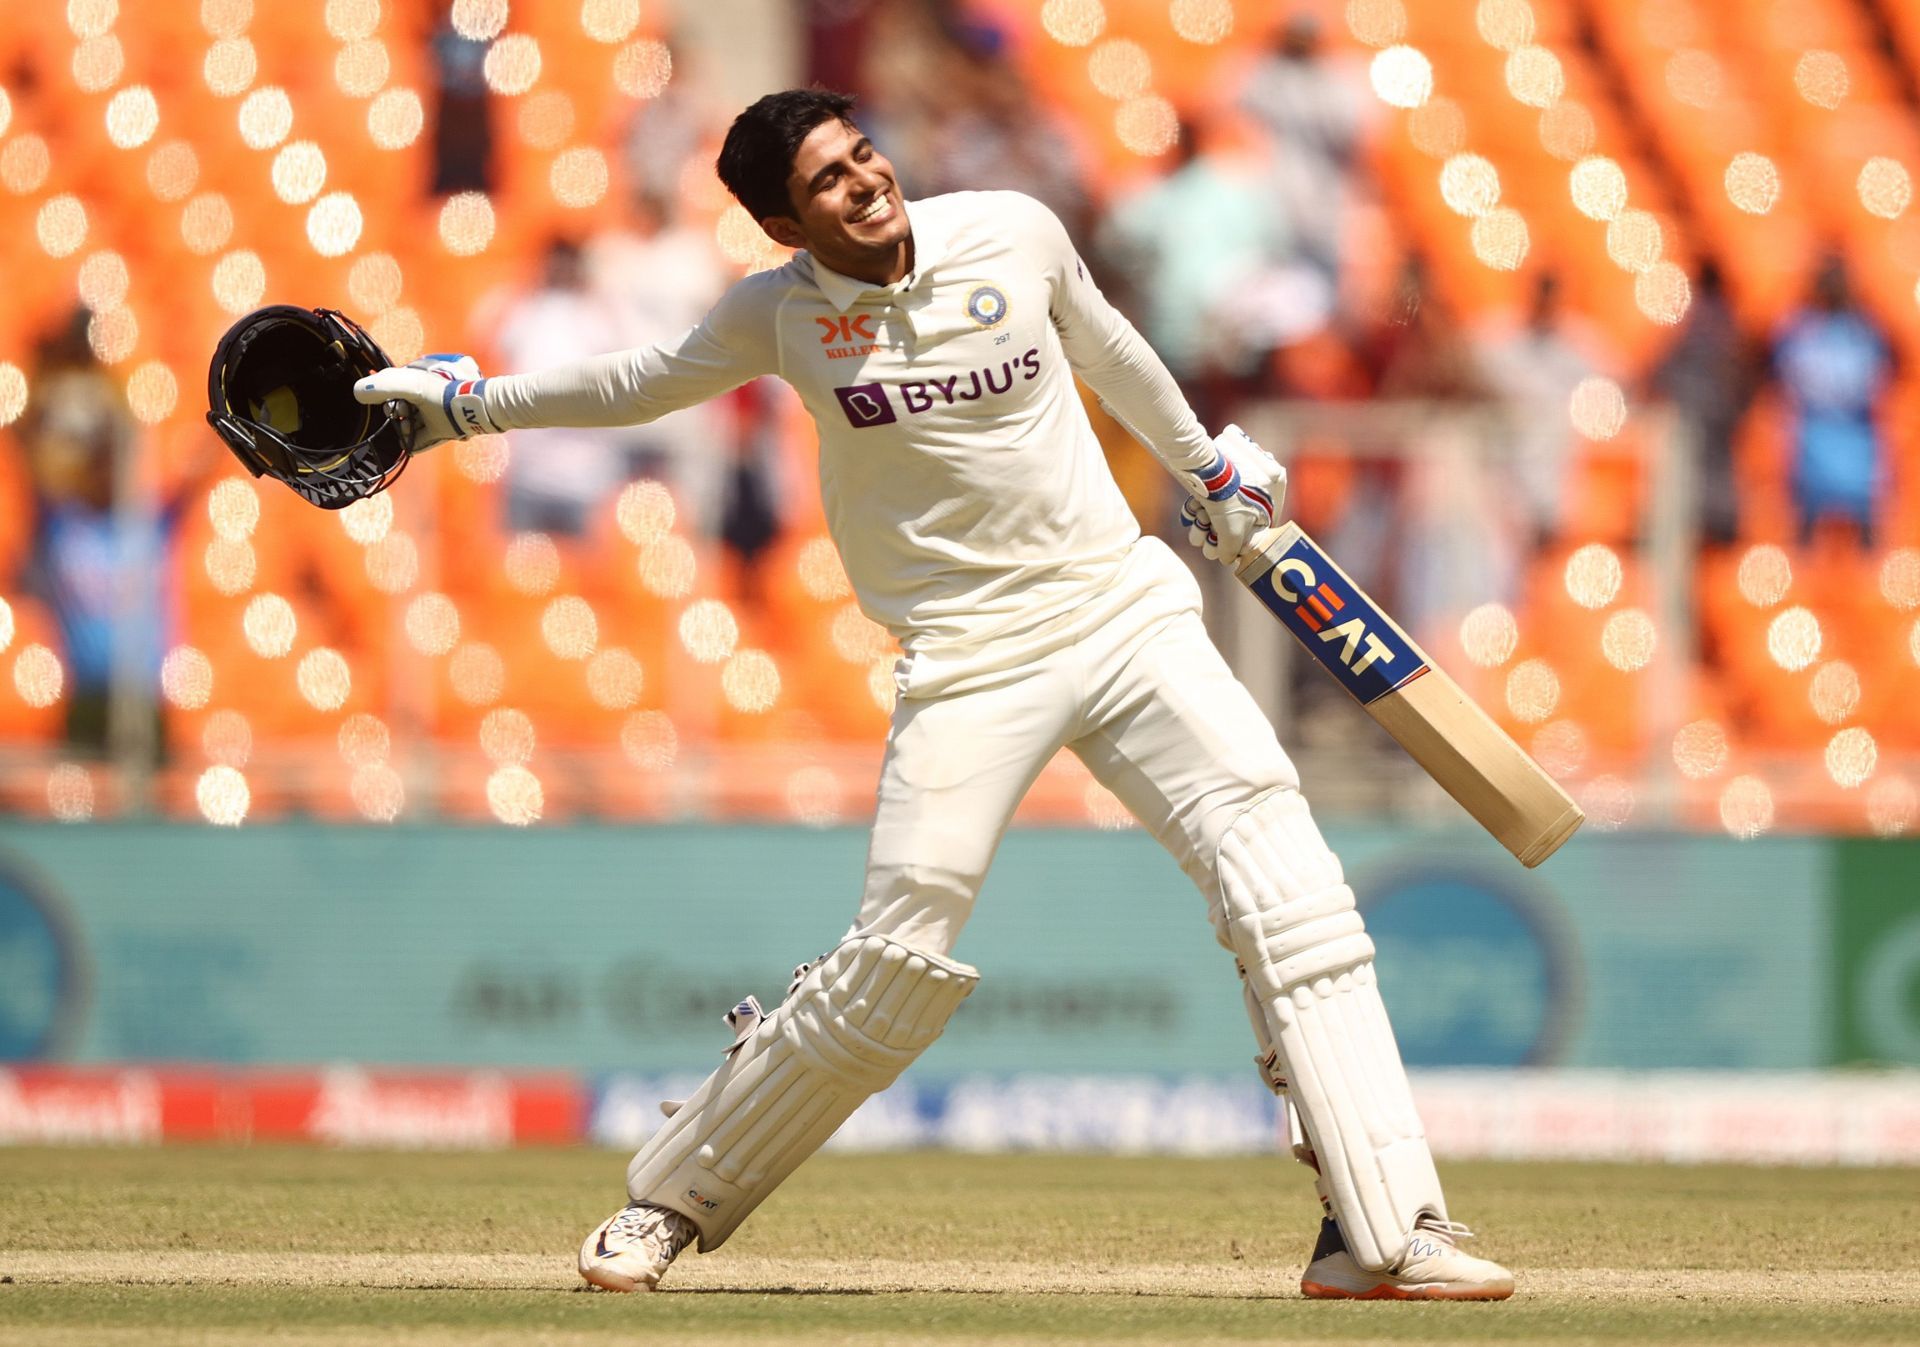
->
[717,88,857,222]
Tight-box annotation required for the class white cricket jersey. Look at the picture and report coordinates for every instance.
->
[481,191,1219,695]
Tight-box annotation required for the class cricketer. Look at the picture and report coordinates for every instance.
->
[356,88,1514,1302]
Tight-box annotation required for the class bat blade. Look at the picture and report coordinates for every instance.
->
[1233,522,1583,867]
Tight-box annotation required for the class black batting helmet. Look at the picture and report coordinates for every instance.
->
[205,305,410,509]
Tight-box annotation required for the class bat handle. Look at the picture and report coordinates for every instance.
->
[1232,522,1295,583]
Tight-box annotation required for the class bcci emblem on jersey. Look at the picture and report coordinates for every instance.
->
[965,285,1008,328]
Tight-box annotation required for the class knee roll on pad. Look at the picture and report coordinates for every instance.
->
[1217,789,1445,1271]
[625,934,978,1250]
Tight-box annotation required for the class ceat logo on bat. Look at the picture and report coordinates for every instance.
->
[1249,534,1428,706]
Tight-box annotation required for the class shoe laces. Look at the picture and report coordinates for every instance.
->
[1412,1214,1477,1246]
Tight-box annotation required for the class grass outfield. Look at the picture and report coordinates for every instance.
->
[2,1148,1917,1345]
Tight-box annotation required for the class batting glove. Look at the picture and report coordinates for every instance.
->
[352,354,500,453]
[1181,424,1284,564]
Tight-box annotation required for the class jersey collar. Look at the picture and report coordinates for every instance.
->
[808,199,949,312]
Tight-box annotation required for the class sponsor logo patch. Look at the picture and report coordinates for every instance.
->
[834,350,1041,427]
[685,1187,721,1210]
[1247,533,1427,705]
[815,313,884,360]
[817,314,878,345]
[834,382,897,428]
[453,380,489,433]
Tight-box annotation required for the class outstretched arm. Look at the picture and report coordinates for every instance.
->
[354,279,780,449]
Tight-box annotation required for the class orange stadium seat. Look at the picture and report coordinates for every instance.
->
[0,432,36,587]
[1561,437,1643,546]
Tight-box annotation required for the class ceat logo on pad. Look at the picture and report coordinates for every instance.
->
[834,382,897,427]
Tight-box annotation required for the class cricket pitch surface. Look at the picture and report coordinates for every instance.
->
[3,1148,1916,1344]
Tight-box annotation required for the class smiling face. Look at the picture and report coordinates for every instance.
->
[762,118,911,286]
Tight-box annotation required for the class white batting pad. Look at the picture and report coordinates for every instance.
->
[625,934,978,1249]
[1216,789,1445,1270]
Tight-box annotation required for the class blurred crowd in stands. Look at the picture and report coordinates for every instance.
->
[2,0,1916,831]
[428,4,1900,592]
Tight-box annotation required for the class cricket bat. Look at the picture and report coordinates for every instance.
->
[1232,522,1584,868]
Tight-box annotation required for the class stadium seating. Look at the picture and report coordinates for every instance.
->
[0,0,1915,834]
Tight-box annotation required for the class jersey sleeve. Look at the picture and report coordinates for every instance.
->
[479,274,780,431]
[1016,193,1219,488]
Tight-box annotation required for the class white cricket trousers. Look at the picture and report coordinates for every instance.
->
[852,543,1307,955]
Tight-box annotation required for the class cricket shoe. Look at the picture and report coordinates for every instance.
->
[578,1201,697,1292]
[1300,1214,1514,1300]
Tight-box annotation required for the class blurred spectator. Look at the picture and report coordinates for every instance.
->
[1238,12,1369,287]
[619,45,714,210]
[1366,254,1489,402]
[587,191,730,531]
[429,16,494,194]
[918,23,1092,242]
[717,383,786,603]
[484,239,630,537]
[804,0,887,100]
[1476,272,1600,547]
[1354,257,1508,631]
[17,311,178,760]
[1097,121,1294,414]
[845,0,951,188]
[1648,259,1760,548]
[1772,252,1893,548]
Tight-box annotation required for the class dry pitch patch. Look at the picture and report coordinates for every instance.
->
[3,1148,1918,1344]
[7,1249,1918,1303]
